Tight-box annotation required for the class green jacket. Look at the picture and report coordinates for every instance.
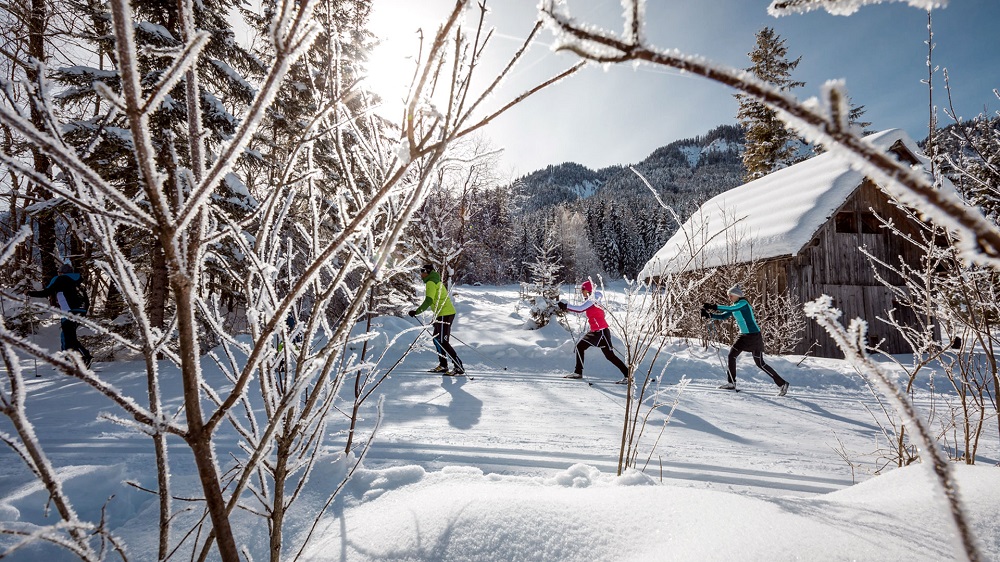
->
[415,271,457,316]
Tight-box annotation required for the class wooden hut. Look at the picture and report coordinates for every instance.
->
[639,129,941,358]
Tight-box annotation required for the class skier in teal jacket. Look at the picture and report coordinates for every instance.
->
[703,284,789,396]
[409,264,464,375]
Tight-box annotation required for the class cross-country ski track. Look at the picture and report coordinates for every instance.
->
[360,363,981,498]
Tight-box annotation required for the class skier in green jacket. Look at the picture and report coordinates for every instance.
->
[409,264,464,375]
[703,284,789,396]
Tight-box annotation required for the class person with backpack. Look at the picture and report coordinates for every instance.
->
[558,279,629,383]
[27,263,92,368]
[409,263,464,375]
[702,284,789,396]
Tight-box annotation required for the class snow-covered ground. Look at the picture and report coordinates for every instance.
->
[2,283,999,561]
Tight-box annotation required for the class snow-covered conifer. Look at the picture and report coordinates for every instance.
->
[735,27,807,181]
[525,224,562,328]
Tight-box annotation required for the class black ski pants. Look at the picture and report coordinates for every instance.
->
[727,332,785,386]
[61,317,92,365]
[574,328,628,377]
[432,314,463,370]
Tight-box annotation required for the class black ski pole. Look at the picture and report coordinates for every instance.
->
[22,295,39,378]
[559,316,595,386]
[705,318,728,378]
[413,315,507,371]
[410,316,451,366]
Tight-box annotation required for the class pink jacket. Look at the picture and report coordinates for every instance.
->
[565,290,609,332]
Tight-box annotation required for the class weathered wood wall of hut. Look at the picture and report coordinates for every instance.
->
[781,180,932,357]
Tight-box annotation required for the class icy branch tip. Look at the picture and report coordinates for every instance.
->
[769,0,948,18]
[803,294,841,319]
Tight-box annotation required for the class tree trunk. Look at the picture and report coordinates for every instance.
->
[1,126,31,276]
[148,244,168,329]
[173,266,240,561]
[269,421,294,562]
[27,0,57,280]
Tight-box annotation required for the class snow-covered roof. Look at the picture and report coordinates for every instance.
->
[640,129,933,279]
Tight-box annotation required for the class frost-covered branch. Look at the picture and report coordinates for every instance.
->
[140,30,212,116]
[0,327,183,433]
[768,0,947,17]
[174,1,320,234]
[0,152,140,224]
[0,102,156,229]
[0,339,104,560]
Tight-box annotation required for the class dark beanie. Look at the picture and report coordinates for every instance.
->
[421,263,435,274]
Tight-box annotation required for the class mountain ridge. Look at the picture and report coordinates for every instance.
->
[511,123,745,214]
[506,124,747,279]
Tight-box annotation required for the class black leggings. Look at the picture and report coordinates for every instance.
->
[727,332,785,386]
[61,318,92,364]
[574,328,628,376]
[432,314,463,369]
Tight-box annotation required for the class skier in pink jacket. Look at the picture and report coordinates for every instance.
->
[558,280,629,383]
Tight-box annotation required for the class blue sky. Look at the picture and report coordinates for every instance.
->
[367,1,1000,178]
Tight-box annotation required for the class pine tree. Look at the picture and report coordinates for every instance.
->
[735,27,805,181]
[48,0,266,329]
[525,224,562,328]
[587,200,619,278]
[815,96,874,154]
[848,97,875,135]
[952,116,1000,221]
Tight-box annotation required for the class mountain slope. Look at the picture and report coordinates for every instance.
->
[513,124,746,212]
[509,124,747,278]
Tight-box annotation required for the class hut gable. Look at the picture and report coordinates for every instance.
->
[640,129,932,279]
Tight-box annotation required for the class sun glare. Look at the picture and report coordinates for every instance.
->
[365,1,451,118]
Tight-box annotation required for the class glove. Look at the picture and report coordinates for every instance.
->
[702,303,718,311]
[557,301,567,311]
[408,309,417,317]
[700,308,710,319]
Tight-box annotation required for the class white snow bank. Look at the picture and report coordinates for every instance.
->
[301,462,1000,561]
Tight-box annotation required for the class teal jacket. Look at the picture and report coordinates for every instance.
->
[414,271,457,317]
[709,298,760,334]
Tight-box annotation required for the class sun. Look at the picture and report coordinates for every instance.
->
[364,0,454,117]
